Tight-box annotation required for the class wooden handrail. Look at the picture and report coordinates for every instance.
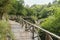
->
[20,18,60,39]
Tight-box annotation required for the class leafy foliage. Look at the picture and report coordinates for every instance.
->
[0,20,14,40]
[0,0,16,20]
[9,0,24,16]
[41,6,60,36]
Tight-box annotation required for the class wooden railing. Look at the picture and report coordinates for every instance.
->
[18,17,60,40]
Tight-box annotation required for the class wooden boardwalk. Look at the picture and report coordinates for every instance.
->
[9,19,60,40]
[9,20,32,40]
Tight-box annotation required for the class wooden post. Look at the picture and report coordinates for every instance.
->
[45,33,53,40]
[32,26,34,40]
[37,33,41,40]
[21,22,24,28]
[23,21,25,28]
[25,23,28,31]
[36,29,41,40]
[58,39,60,40]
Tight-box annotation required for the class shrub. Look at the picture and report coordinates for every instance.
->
[0,20,14,40]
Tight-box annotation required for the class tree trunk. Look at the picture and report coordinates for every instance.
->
[0,13,3,20]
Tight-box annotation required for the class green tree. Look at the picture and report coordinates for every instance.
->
[41,6,60,36]
[9,0,24,16]
[0,0,16,20]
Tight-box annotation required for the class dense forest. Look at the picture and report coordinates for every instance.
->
[0,0,60,40]
[9,0,60,36]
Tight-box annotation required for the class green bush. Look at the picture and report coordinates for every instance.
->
[0,20,14,40]
[41,7,60,36]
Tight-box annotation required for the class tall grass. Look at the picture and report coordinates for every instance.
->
[0,20,14,40]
